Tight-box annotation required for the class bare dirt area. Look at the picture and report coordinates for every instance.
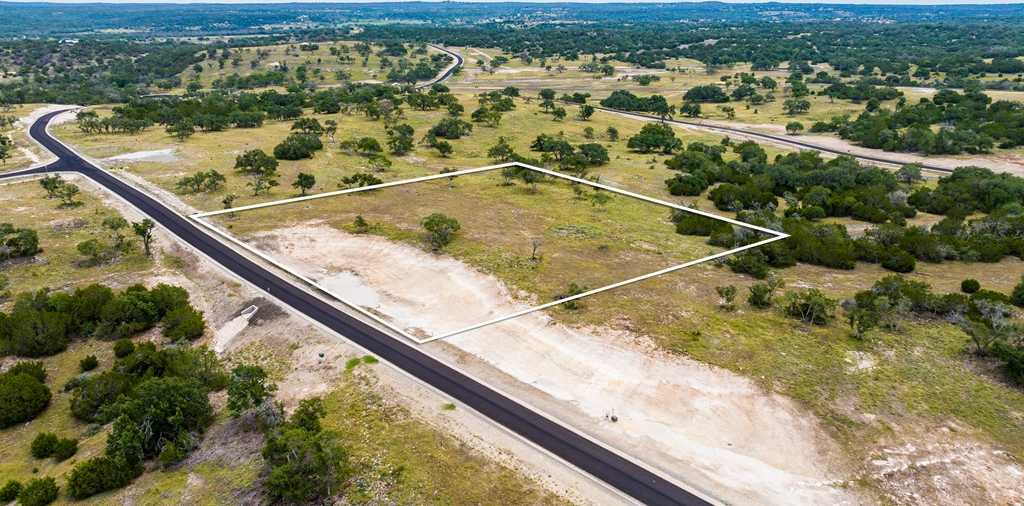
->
[45,175,590,505]
[869,426,1024,505]
[249,223,862,505]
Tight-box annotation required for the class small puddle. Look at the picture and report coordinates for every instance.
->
[319,271,382,308]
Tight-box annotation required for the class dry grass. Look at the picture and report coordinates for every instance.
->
[52,92,1024,492]
[0,176,154,300]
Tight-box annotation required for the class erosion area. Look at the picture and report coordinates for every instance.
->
[249,223,861,505]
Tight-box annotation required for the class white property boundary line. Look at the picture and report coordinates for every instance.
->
[22,113,707,506]
[191,161,789,344]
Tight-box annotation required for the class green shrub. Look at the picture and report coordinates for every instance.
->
[273,133,323,160]
[109,377,213,458]
[80,355,99,372]
[30,432,59,459]
[961,279,981,294]
[747,277,783,309]
[162,305,206,342]
[0,480,22,502]
[783,289,838,325]
[263,397,349,504]
[227,365,276,417]
[52,437,78,462]
[113,339,135,358]
[881,249,916,273]
[674,213,731,237]
[147,284,190,318]
[66,456,139,500]
[0,370,51,428]
[18,477,58,506]
[70,371,134,422]
[7,361,47,382]
[726,252,770,279]
[1013,277,1024,307]
[0,298,70,357]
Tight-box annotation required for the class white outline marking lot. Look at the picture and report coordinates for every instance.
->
[191,161,788,345]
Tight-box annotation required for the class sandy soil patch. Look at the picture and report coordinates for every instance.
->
[870,426,1024,505]
[251,223,860,505]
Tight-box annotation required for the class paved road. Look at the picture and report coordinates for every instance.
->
[415,44,464,89]
[3,111,714,506]
[594,106,957,174]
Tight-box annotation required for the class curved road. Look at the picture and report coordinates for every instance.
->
[3,111,713,506]
[433,44,962,174]
[415,44,464,90]
[594,106,957,173]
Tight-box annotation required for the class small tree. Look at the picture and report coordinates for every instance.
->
[487,137,515,162]
[222,193,237,210]
[39,175,64,199]
[785,121,804,135]
[434,140,453,157]
[0,135,13,165]
[577,104,595,121]
[747,275,784,308]
[551,107,567,121]
[680,102,701,118]
[961,279,981,294]
[248,173,279,196]
[292,173,316,196]
[715,285,737,311]
[56,182,81,207]
[1012,276,1024,307]
[132,219,155,257]
[17,477,58,506]
[0,480,21,502]
[166,120,195,142]
[421,213,460,251]
[606,126,619,141]
[783,289,837,325]
[102,216,130,251]
[323,120,338,143]
[896,164,923,184]
[227,365,277,417]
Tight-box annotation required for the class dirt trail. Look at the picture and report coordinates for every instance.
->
[253,223,860,505]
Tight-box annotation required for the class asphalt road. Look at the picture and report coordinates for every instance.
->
[594,106,956,173]
[415,44,464,89]
[4,110,714,506]
[431,45,957,174]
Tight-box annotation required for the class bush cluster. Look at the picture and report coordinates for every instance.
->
[0,283,205,358]
[0,361,51,428]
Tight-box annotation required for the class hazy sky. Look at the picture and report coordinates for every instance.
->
[2,0,1022,5]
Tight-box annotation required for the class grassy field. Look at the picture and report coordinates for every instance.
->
[1,104,50,170]
[221,169,726,306]
[51,94,1024,495]
[321,371,567,505]
[52,95,765,213]
[0,176,153,298]
[180,41,444,90]
[0,172,573,504]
